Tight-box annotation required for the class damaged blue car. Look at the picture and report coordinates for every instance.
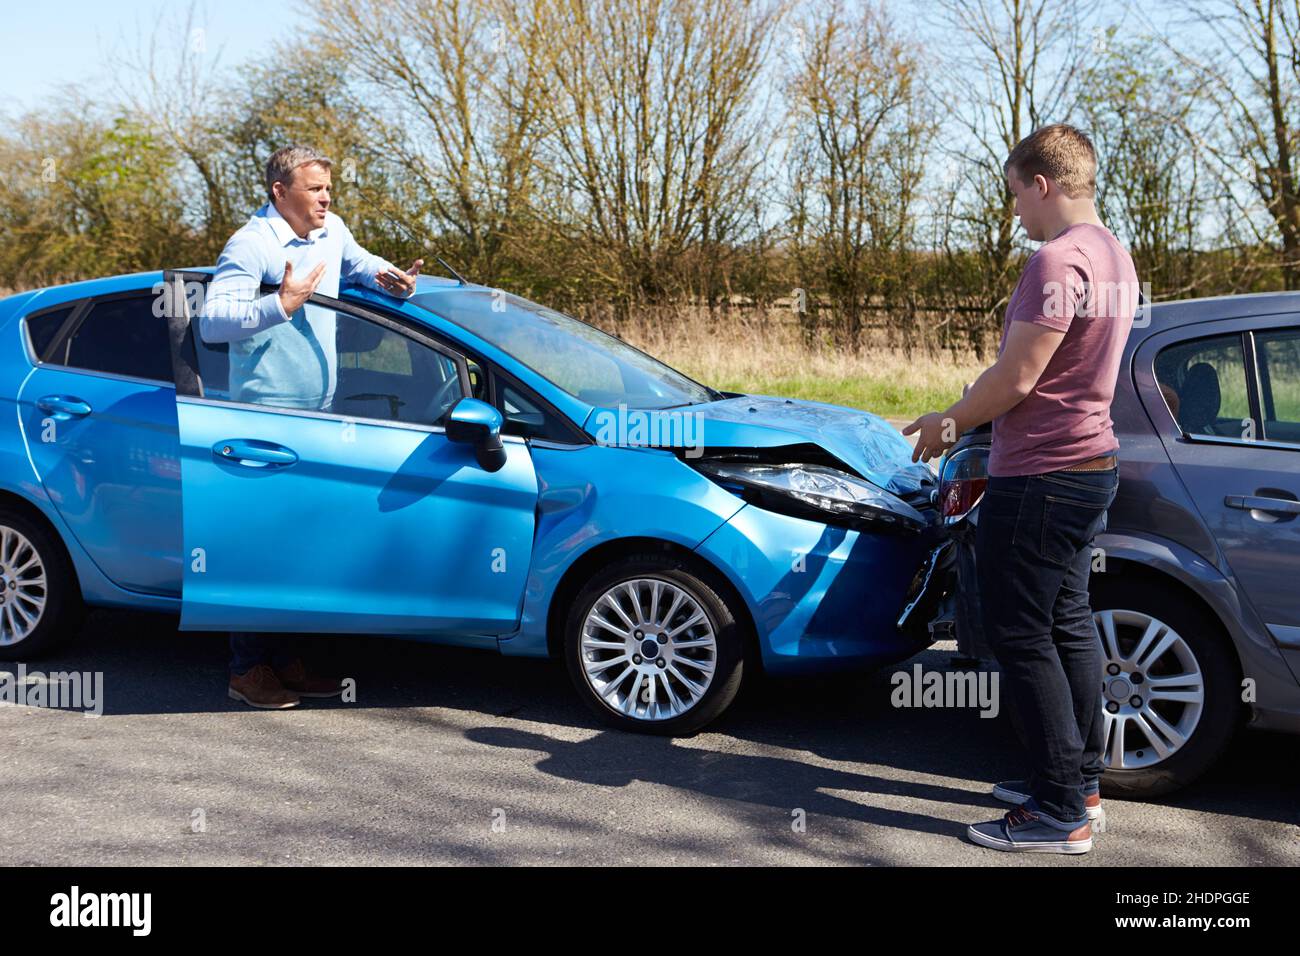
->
[0,269,944,733]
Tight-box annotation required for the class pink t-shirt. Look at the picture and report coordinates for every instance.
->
[989,222,1139,477]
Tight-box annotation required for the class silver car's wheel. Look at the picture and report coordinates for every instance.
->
[580,577,718,722]
[1094,608,1204,771]
[0,525,47,647]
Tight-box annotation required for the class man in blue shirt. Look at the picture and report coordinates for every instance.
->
[202,145,421,409]
[208,145,422,708]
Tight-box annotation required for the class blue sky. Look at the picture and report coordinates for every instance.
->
[0,0,304,113]
[0,0,1200,121]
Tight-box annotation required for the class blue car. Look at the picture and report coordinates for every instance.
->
[0,269,944,732]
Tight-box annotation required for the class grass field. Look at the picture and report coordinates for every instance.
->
[616,311,989,422]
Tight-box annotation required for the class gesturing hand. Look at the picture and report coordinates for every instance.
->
[901,411,958,464]
[375,259,423,298]
[279,260,326,317]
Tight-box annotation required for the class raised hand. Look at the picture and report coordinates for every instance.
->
[278,260,327,317]
[375,259,423,298]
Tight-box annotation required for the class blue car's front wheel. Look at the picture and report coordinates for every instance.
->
[564,553,747,735]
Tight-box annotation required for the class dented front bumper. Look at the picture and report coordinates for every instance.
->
[695,500,944,675]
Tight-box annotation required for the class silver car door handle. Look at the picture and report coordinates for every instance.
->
[1224,495,1300,516]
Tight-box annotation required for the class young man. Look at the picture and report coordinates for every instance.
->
[903,124,1138,854]
[202,145,423,709]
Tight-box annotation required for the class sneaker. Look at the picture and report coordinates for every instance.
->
[992,779,1105,830]
[228,664,300,709]
[274,658,345,698]
[967,802,1093,854]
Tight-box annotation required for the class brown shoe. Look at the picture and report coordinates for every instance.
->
[274,658,344,698]
[228,664,300,709]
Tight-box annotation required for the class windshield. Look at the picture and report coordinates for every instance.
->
[412,289,717,409]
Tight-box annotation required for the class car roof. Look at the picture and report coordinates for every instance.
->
[0,268,474,316]
[1143,290,1300,330]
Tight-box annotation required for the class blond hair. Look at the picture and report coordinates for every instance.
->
[1004,124,1097,199]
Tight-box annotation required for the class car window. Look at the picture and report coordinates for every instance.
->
[55,295,173,383]
[498,378,576,441]
[1154,334,1254,440]
[24,305,75,362]
[193,302,464,426]
[1257,328,1300,445]
[336,312,464,424]
[345,327,412,376]
[412,289,716,409]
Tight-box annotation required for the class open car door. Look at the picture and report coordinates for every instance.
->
[159,270,538,638]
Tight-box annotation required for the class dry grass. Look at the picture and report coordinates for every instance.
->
[611,308,990,421]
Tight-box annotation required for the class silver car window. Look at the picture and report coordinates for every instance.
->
[1257,328,1300,445]
[1154,334,1253,441]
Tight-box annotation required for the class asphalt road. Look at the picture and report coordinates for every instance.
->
[1,608,1297,866]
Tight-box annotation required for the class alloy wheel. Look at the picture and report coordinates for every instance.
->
[580,577,718,721]
[0,525,47,646]
[1094,608,1205,771]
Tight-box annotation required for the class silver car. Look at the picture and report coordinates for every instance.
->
[927,292,1300,798]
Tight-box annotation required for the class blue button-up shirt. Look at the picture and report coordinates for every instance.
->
[200,203,397,409]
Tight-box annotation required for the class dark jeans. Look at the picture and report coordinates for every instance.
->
[229,632,300,676]
[975,466,1118,823]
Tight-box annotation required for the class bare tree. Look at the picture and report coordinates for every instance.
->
[1163,0,1300,288]
[930,0,1097,352]
[784,0,932,351]
[109,1,243,252]
[309,0,554,283]
[1079,29,1216,299]
[536,0,785,307]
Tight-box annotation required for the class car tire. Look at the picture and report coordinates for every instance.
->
[563,552,747,735]
[1089,574,1242,799]
[0,508,83,661]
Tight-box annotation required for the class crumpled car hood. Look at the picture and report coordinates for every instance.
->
[584,395,935,495]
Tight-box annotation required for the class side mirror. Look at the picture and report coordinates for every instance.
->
[446,397,507,472]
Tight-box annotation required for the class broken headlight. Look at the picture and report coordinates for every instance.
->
[694,461,927,533]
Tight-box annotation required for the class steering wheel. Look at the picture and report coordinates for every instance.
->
[422,376,463,424]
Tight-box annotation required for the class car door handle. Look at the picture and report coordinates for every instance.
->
[36,395,92,417]
[213,439,298,468]
[1225,494,1300,516]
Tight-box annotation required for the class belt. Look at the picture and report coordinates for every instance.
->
[1062,454,1118,472]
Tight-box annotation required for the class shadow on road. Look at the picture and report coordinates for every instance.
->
[11,607,1299,835]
